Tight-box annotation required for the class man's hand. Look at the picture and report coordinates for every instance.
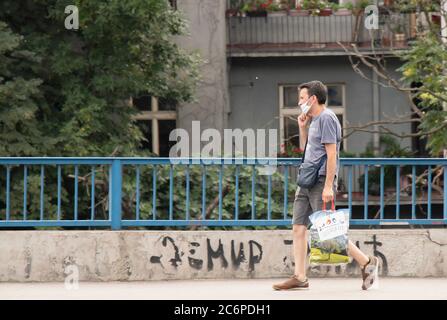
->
[322,186,334,204]
[297,113,311,129]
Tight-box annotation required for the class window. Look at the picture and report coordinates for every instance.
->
[132,95,177,156]
[327,85,343,107]
[168,0,177,10]
[279,83,346,153]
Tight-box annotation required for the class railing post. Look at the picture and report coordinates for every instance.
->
[110,159,122,230]
[444,165,447,221]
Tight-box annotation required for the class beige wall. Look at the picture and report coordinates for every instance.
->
[1,229,446,282]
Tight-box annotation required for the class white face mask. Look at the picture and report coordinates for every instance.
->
[299,96,313,115]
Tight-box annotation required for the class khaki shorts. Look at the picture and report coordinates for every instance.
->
[292,175,338,226]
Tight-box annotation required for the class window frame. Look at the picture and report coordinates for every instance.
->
[131,96,177,156]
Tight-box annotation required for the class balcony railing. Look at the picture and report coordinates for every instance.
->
[0,157,445,229]
[227,13,416,55]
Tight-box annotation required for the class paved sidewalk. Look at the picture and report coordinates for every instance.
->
[1,278,446,300]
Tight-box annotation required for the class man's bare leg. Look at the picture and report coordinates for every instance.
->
[293,224,308,281]
[348,240,380,290]
[272,224,310,290]
[347,240,369,267]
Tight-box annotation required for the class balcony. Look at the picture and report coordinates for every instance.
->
[227,13,416,56]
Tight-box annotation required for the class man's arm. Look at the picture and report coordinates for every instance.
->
[297,114,311,150]
[322,143,337,202]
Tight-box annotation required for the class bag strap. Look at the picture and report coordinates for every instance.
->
[322,199,335,211]
[301,116,328,169]
[301,134,309,163]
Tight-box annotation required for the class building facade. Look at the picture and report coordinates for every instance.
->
[140,0,421,158]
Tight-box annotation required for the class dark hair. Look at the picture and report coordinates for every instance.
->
[299,80,327,105]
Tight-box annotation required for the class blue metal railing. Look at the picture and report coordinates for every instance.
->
[0,157,446,229]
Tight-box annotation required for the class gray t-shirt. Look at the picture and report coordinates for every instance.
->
[303,107,342,184]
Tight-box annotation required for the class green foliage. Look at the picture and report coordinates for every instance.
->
[0,0,200,158]
[302,0,326,14]
[240,0,268,13]
[266,3,281,12]
[339,150,356,157]
[0,22,44,156]
[398,30,447,156]
[0,0,201,226]
[358,136,414,194]
[355,0,372,10]
[390,0,435,13]
[330,3,340,11]
[343,2,354,11]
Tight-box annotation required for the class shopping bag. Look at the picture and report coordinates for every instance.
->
[308,200,350,265]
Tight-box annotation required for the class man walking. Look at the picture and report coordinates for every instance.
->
[273,81,379,291]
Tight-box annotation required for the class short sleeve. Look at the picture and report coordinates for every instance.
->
[320,115,338,144]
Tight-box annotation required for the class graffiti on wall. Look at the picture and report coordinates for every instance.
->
[150,237,263,272]
[149,234,388,276]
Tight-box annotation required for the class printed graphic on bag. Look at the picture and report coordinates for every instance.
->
[313,211,348,241]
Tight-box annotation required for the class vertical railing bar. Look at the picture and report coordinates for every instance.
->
[218,163,223,221]
[444,165,447,220]
[110,160,122,230]
[6,166,10,221]
[169,164,173,221]
[136,165,140,221]
[364,165,368,220]
[108,165,112,220]
[380,165,384,220]
[251,165,256,220]
[250,14,253,44]
[282,15,285,43]
[428,165,432,220]
[283,166,289,220]
[57,166,61,220]
[267,170,272,221]
[396,165,400,220]
[348,14,351,45]
[348,165,353,219]
[23,165,27,220]
[412,165,416,220]
[91,165,95,220]
[40,165,44,221]
[74,165,78,221]
[235,165,239,221]
[186,164,190,221]
[292,14,295,43]
[255,16,258,44]
[152,165,157,220]
[317,14,319,43]
[202,164,206,220]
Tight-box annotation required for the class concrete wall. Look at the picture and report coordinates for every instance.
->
[228,56,412,155]
[176,0,230,139]
[1,229,446,282]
